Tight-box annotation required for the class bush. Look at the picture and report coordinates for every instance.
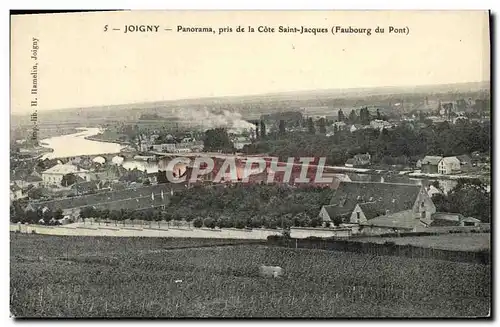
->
[193,218,203,228]
[203,217,216,229]
[234,219,246,229]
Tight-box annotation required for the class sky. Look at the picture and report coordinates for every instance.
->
[11,10,490,114]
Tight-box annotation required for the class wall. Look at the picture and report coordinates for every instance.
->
[357,225,416,236]
[290,227,351,239]
[421,164,438,174]
[10,223,282,240]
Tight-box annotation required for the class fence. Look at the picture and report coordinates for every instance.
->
[267,236,490,265]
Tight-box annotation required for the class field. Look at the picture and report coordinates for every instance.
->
[352,233,491,252]
[11,234,490,318]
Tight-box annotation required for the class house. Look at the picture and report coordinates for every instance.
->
[350,124,363,133]
[70,180,112,196]
[359,210,429,234]
[318,205,352,226]
[10,184,23,201]
[456,154,473,171]
[42,164,90,187]
[349,202,386,224]
[417,156,443,174]
[426,184,443,198]
[233,137,252,150]
[333,121,347,130]
[453,116,469,124]
[438,157,461,175]
[152,143,177,153]
[345,153,371,167]
[95,165,127,182]
[146,172,158,184]
[370,119,393,130]
[321,181,436,227]
[429,213,464,226]
[429,213,481,227]
[13,173,43,189]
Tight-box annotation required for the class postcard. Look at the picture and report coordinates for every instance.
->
[10,10,491,318]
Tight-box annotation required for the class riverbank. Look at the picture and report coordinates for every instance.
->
[85,135,131,146]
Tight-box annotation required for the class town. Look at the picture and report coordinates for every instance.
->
[10,87,491,240]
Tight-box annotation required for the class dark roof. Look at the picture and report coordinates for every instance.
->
[358,202,386,220]
[346,173,381,182]
[456,154,472,164]
[10,184,21,192]
[360,210,422,229]
[330,181,421,214]
[421,156,442,165]
[25,174,43,182]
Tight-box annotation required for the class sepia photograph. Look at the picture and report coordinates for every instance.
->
[9,10,491,318]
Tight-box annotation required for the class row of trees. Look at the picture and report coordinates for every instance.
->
[11,207,65,225]
[243,120,490,166]
[73,184,330,228]
[337,107,386,125]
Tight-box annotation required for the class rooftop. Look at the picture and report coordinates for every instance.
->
[421,156,443,165]
[360,210,423,230]
[330,181,422,214]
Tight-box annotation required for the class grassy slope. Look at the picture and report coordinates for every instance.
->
[10,234,490,318]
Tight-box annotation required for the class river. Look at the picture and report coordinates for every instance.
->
[40,128,123,160]
[39,128,167,173]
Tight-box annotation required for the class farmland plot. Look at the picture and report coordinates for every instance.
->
[10,234,490,318]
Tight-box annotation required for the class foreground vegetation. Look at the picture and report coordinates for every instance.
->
[11,234,490,318]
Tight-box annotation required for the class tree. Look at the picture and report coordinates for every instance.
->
[163,211,173,228]
[260,120,266,139]
[42,209,53,224]
[278,120,286,135]
[359,107,371,125]
[101,209,110,223]
[203,128,234,152]
[338,109,346,122]
[447,179,491,223]
[249,216,263,228]
[348,109,358,124]
[61,173,77,187]
[307,117,316,134]
[234,218,246,229]
[28,187,44,200]
[53,209,64,221]
[203,217,216,229]
[317,118,326,134]
[193,217,203,228]
[154,211,163,228]
[376,109,382,120]
[332,216,343,227]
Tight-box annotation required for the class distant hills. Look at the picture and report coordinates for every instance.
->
[11,81,490,127]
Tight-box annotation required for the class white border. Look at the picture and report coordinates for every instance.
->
[3,1,497,327]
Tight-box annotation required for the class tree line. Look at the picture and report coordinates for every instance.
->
[242,120,490,166]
